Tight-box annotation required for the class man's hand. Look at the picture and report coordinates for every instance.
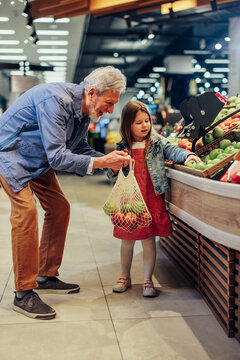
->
[93,150,131,170]
[184,154,201,166]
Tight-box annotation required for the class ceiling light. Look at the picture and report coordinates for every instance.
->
[37,49,68,54]
[53,67,66,72]
[137,78,156,83]
[205,59,229,64]
[155,82,160,87]
[55,18,70,23]
[0,48,24,53]
[224,37,231,42]
[212,67,229,72]
[150,87,156,92]
[215,43,222,50]
[123,14,132,28]
[0,17,9,22]
[0,55,27,60]
[37,30,69,36]
[153,67,166,72]
[205,82,210,88]
[39,56,67,61]
[195,64,201,70]
[0,40,19,44]
[193,68,206,72]
[195,78,201,83]
[184,50,211,55]
[199,87,205,93]
[214,87,220,92]
[26,16,33,29]
[47,62,67,66]
[37,40,68,46]
[222,78,228,83]
[148,26,155,40]
[0,29,15,34]
[148,96,153,102]
[221,90,227,96]
[204,71,211,78]
[113,52,119,58]
[149,73,160,78]
[22,1,31,17]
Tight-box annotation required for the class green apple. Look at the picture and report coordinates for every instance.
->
[203,155,210,163]
[186,160,197,168]
[132,200,146,215]
[209,148,223,160]
[103,201,118,216]
[120,203,133,214]
[217,153,230,160]
[203,133,214,145]
[213,127,225,139]
[195,162,207,171]
[224,145,237,154]
[219,139,231,150]
[235,142,240,149]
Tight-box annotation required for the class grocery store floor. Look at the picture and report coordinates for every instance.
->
[0,172,240,360]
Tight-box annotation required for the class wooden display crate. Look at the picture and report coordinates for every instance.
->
[173,129,240,178]
[159,213,239,339]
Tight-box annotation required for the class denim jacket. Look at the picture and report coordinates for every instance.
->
[108,131,193,195]
[0,81,103,192]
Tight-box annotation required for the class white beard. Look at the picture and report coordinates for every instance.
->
[88,102,100,122]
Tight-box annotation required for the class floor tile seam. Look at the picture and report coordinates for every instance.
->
[0,267,13,303]
[111,314,215,321]
[0,318,118,327]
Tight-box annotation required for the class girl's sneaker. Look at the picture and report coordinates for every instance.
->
[142,279,157,297]
[112,276,131,293]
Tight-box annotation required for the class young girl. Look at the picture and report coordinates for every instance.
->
[108,101,200,297]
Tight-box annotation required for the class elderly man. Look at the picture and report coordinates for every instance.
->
[0,65,130,319]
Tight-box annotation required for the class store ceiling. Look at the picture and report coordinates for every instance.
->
[0,0,240,99]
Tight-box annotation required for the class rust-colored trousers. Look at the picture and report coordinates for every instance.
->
[0,170,70,291]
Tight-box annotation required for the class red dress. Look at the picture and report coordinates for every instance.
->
[113,146,172,240]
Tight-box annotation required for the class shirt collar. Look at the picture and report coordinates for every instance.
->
[72,81,88,120]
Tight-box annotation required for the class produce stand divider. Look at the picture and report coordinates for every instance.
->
[159,213,239,340]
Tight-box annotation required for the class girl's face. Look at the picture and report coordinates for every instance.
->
[131,110,151,141]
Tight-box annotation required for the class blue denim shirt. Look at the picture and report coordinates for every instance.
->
[0,81,103,192]
[108,132,193,195]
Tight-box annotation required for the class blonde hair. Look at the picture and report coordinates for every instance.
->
[84,66,126,94]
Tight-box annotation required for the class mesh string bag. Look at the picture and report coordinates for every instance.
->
[103,160,152,232]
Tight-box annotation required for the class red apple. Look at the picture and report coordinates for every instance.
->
[139,211,152,227]
[231,171,240,184]
[124,212,138,231]
[111,211,125,227]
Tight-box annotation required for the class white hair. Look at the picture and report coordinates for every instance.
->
[84,66,126,94]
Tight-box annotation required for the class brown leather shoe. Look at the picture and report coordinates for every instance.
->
[13,291,56,319]
[36,277,80,294]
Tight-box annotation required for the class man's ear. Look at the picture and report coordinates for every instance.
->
[88,88,97,99]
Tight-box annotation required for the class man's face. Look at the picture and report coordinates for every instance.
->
[86,88,120,122]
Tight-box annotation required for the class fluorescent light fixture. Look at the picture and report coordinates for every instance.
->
[205,59,229,64]
[137,78,156,83]
[0,55,27,60]
[0,40,19,45]
[34,17,70,23]
[0,17,9,22]
[205,74,224,78]
[37,40,68,46]
[37,49,68,54]
[53,67,66,72]
[184,50,211,55]
[37,30,69,36]
[0,29,15,34]
[0,48,23,53]
[48,62,67,66]
[152,67,166,72]
[149,73,160,78]
[135,83,151,88]
[212,67,229,72]
[39,56,67,61]
[193,68,206,72]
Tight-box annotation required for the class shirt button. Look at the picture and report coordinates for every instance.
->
[149,168,152,171]
[146,156,149,159]
[153,180,156,183]
[156,191,159,195]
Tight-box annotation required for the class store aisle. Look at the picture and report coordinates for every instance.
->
[0,173,239,360]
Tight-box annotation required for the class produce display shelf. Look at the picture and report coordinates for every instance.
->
[160,213,236,338]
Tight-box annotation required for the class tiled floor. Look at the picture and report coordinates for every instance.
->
[0,172,239,360]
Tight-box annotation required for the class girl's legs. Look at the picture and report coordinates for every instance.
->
[141,237,157,297]
[113,240,135,293]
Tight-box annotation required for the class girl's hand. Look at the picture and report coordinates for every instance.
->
[184,154,201,166]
